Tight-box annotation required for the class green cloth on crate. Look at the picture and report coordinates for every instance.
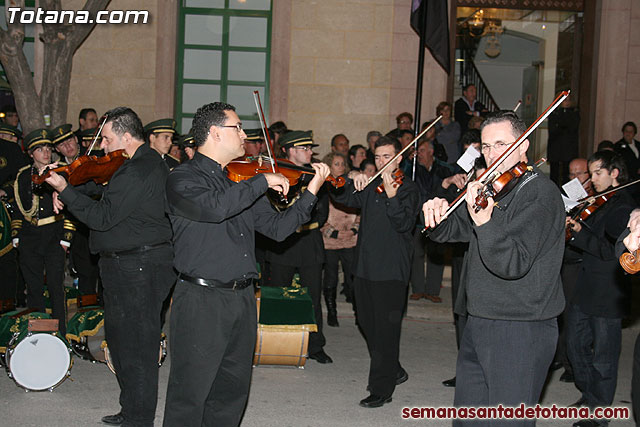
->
[258,286,316,331]
[44,286,80,310]
[0,311,51,352]
[66,307,104,342]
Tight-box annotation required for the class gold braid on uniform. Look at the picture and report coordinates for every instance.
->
[13,166,38,220]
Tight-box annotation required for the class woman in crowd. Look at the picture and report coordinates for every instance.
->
[321,152,360,326]
[434,101,462,165]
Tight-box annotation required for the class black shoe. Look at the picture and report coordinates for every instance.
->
[396,368,408,385]
[573,419,601,427]
[101,413,124,425]
[569,397,587,407]
[560,370,574,383]
[359,394,392,408]
[367,368,409,391]
[309,350,333,364]
[442,377,456,387]
[549,361,563,371]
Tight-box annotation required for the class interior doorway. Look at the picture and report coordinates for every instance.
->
[453,7,584,165]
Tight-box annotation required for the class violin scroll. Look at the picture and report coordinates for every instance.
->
[620,250,640,275]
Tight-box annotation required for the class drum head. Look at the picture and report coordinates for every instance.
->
[9,333,71,391]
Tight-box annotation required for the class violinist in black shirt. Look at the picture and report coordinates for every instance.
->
[331,136,420,408]
[44,107,176,427]
[162,102,330,427]
[565,151,634,426]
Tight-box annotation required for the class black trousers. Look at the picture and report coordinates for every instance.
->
[269,263,325,355]
[18,226,66,334]
[323,247,354,291]
[411,232,445,296]
[99,246,175,427]
[353,276,407,398]
[556,261,580,371]
[450,252,467,349]
[70,228,100,295]
[163,280,256,427]
[0,249,18,300]
[632,333,640,425]
[454,315,557,427]
[566,304,621,409]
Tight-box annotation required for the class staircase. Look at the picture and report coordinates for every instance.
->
[455,48,500,112]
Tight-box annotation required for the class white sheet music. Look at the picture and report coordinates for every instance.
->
[456,145,481,173]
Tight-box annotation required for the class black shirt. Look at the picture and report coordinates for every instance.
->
[59,143,172,253]
[166,151,318,282]
[330,175,420,283]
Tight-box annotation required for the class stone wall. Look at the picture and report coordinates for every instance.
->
[65,0,162,127]
[279,0,448,156]
[594,0,640,145]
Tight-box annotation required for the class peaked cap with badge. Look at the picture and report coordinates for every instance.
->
[50,124,75,145]
[24,128,53,151]
[144,118,177,136]
[278,130,317,150]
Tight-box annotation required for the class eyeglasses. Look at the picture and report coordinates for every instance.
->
[481,142,511,153]
[220,123,243,133]
[293,146,312,152]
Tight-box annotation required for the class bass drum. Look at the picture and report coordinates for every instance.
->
[5,332,72,391]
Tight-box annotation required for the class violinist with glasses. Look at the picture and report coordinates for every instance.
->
[423,111,565,425]
[162,102,329,427]
[565,151,634,427]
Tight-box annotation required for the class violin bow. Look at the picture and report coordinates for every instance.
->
[253,91,277,173]
[424,90,570,229]
[355,115,443,193]
[575,177,640,205]
[86,114,108,154]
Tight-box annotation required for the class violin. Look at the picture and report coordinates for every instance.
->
[472,161,531,212]
[227,156,345,188]
[376,169,404,194]
[31,149,128,186]
[565,192,615,241]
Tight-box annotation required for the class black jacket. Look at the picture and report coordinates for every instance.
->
[568,189,635,318]
[547,107,579,162]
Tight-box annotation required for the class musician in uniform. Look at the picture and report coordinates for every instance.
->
[424,111,565,422]
[163,102,330,426]
[77,127,104,156]
[50,124,100,297]
[0,124,27,310]
[177,133,196,161]
[144,118,179,170]
[265,130,333,364]
[10,129,75,334]
[43,107,175,426]
[243,128,267,157]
